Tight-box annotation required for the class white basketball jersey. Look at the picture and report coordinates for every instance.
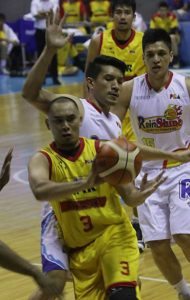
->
[79,98,122,139]
[130,72,190,169]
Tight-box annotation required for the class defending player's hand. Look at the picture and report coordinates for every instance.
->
[45,9,73,50]
[33,271,63,298]
[0,147,13,191]
[116,171,167,207]
[139,171,167,199]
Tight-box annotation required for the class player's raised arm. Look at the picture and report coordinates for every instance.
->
[22,10,71,114]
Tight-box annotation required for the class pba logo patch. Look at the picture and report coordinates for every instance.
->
[179,179,190,200]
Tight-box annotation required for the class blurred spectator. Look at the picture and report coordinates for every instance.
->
[30,0,60,85]
[167,0,185,9]
[150,1,180,68]
[166,0,190,20]
[57,39,79,75]
[88,0,111,27]
[59,0,87,32]
[133,12,147,32]
[0,13,19,75]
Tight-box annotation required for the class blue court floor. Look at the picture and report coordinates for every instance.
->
[0,67,190,96]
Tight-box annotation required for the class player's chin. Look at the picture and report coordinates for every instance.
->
[107,96,118,105]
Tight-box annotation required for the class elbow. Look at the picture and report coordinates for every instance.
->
[31,186,46,201]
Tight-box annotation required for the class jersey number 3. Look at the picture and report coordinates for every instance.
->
[80,216,93,232]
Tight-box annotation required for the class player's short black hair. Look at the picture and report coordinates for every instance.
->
[111,0,136,14]
[86,55,127,79]
[159,1,169,8]
[142,29,172,52]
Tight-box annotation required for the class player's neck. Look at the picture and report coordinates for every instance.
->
[113,28,132,42]
[87,96,110,116]
[147,71,171,92]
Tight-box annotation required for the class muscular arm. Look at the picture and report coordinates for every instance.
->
[85,34,101,71]
[84,34,101,96]
[22,46,58,114]
[28,153,95,201]
[22,10,72,114]
[0,240,41,277]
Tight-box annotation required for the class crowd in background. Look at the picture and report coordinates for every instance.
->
[0,0,190,77]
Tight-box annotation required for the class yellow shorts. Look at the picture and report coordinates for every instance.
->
[69,221,141,300]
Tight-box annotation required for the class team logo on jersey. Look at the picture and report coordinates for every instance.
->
[170,93,181,99]
[179,179,190,200]
[138,104,183,133]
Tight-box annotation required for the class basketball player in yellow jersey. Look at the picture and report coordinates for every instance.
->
[28,96,166,300]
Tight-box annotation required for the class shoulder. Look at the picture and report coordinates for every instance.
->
[134,30,144,38]
[29,151,50,168]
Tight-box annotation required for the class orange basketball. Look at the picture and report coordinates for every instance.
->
[95,136,142,186]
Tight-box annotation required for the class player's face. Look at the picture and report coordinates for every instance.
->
[113,5,135,32]
[159,7,169,18]
[143,41,173,78]
[47,101,81,150]
[90,65,124,109]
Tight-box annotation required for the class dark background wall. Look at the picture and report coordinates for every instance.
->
[0,0,161,22]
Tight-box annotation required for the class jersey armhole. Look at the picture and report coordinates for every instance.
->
[39,150,52,180]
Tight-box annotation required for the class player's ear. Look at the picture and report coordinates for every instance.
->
[169,51,174,64]
[86,76,94,89]
[45,118,50,130]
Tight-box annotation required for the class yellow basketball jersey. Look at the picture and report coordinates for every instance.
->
[99,29,146,141]
[90,1,110,23]
[40,137,128,249]
[99,29,145,80]
[62,1,81,23]
[0,30,6,39]
[150,12,179,33]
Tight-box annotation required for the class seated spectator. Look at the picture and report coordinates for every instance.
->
[57,36,79,75]
[150,1,181,68]
[59,0,87,33]
[0,13,19,75]
[88,0,111,28]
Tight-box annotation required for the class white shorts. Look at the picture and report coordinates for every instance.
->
[41,202,69,272]
[135,162,190,243]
